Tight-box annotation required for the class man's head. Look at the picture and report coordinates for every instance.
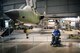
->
[54,26,58,30]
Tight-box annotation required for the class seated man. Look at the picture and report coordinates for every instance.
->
[51,26,61,46]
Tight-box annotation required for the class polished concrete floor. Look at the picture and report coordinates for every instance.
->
[0,42,80,53]
[0,28,80,53]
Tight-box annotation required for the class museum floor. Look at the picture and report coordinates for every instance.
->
[0,28,80,53]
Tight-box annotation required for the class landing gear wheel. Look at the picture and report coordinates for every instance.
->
[26,37,29,39]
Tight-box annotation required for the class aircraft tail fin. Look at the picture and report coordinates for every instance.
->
[26,0,33,6]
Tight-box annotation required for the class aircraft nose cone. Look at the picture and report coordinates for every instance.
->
[5,11,19,21]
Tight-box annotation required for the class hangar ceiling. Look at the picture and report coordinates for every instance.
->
[36,0,80,17]
[0,0,80,18]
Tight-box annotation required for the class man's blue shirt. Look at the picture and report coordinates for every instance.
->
[52,29,60,36]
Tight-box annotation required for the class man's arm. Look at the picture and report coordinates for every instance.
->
[58,30,61,36]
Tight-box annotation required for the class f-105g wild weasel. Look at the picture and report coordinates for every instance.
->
[5,0,44,33]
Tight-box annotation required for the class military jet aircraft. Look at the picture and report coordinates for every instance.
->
[4,0,44,38]
[5,0,44,24]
